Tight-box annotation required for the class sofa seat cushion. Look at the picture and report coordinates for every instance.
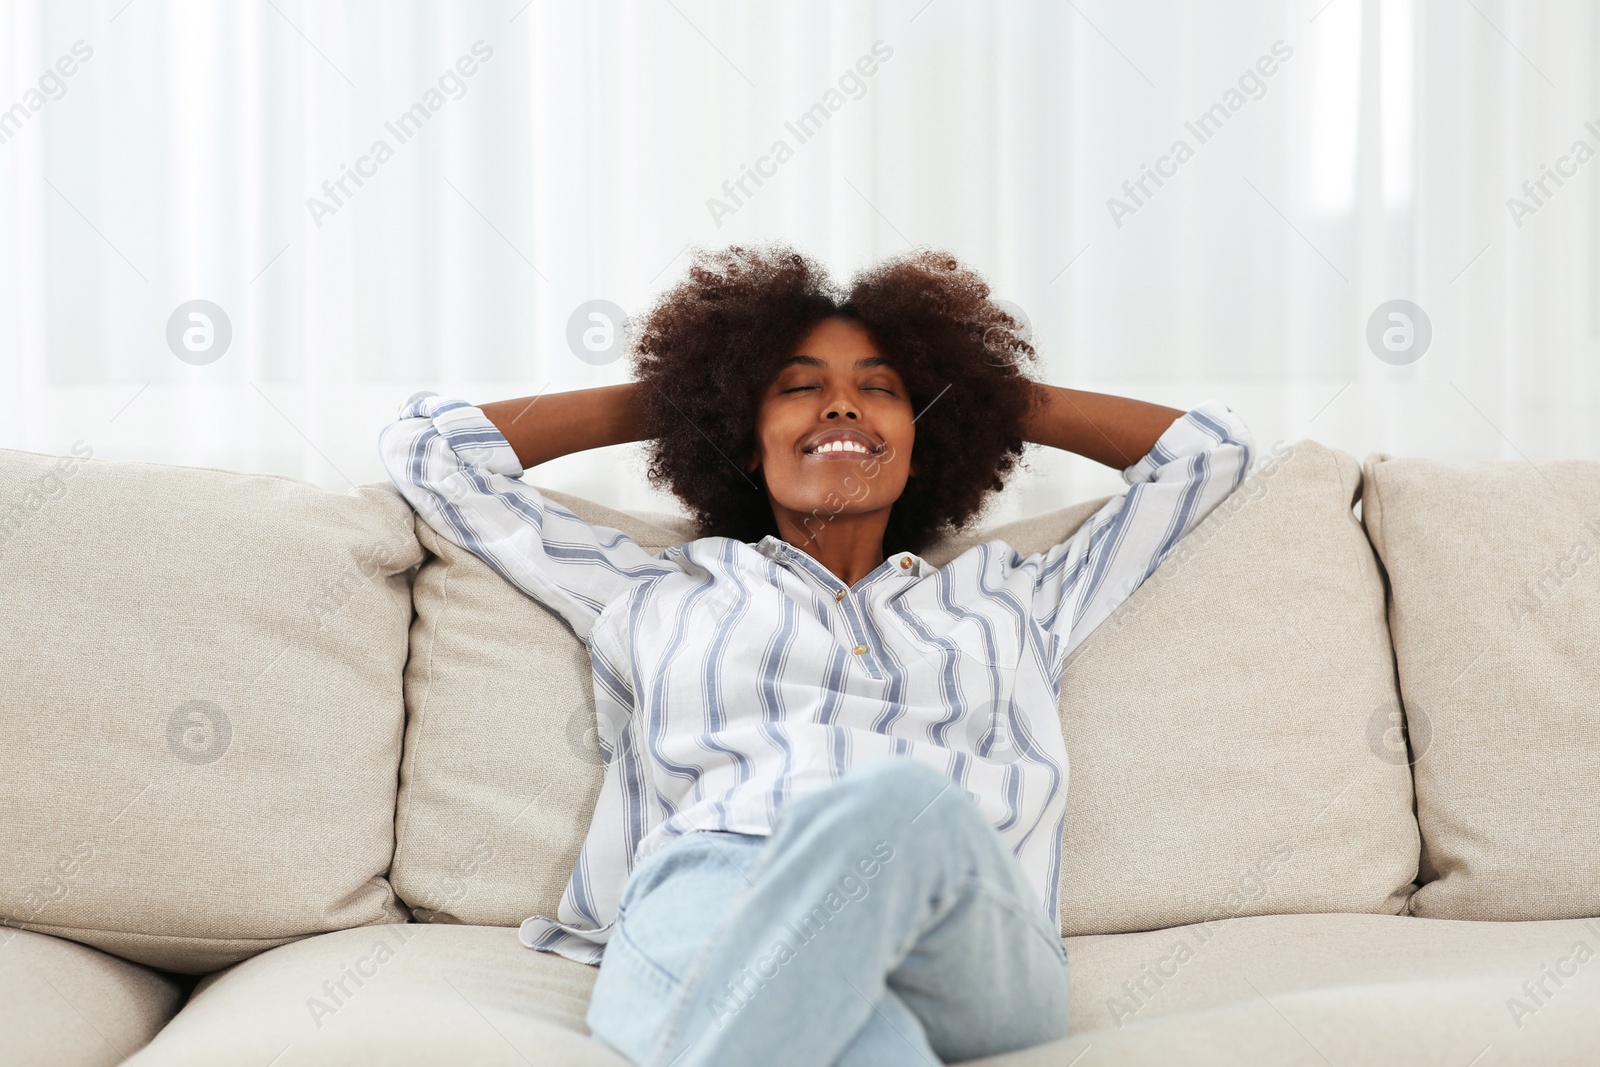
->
[0,448,422,972]
[1362,453,1600,921]
[0,927,184,1067]
[125,924,626,1066]
[131,914,1600,1066]
[965,912,1600,1066]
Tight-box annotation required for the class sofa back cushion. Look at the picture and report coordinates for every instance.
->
[1362,454,1600,921]
[0,447,419,972]
[1043,441,1417,934]
[394,442,1420,936]
[391,493,693,927]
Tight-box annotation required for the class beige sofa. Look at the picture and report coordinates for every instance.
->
[2,437,1597,1066]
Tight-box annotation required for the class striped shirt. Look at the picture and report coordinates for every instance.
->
[379,391,1254,964]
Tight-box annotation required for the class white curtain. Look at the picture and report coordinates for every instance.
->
[2,0,1595,524]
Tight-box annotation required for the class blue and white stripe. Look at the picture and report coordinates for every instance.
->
[380,391,1254,964]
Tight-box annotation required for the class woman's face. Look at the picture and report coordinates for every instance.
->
[746,316,917,533]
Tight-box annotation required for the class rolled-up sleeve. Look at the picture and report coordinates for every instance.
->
[378,390,681,643]
[1014,399,1255,666]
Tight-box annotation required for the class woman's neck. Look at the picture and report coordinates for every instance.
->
[770,507,891,588]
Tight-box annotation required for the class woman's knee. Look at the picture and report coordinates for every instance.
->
[832,757,953,817]
[791,757,988,848]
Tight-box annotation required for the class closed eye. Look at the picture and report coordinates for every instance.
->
[782,385,895,394]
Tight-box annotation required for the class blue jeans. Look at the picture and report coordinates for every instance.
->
[584,757,1071,1066]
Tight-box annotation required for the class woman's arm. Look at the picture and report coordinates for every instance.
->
[480,382,650,470]
[1020,384,1184,470]
[379,389,680,642]
[1015,395,1254,665]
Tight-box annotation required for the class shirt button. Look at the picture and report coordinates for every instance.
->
[835,589,847,601]
[852,644,867,655]
[899,557,912,569]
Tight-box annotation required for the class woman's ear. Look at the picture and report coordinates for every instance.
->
[744,449,760,475]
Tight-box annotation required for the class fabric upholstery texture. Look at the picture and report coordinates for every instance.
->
[0,447,419,972]
[966,912,1600,1066]
[1040,441,1417,935]
[393,443,1419,941]
[0,927,186,1067]
[124,923,625,1066]
[125,914,1600,1066]
[1362,454,1600,921]
[391,492,694,929]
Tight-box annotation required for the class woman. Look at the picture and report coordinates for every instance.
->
[379,245,1254,1066]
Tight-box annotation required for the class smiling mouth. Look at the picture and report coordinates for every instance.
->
[804,439,883,458]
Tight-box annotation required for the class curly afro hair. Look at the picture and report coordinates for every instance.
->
[629,244,1041,556]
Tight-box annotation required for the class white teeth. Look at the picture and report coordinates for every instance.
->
[812,439,870,454]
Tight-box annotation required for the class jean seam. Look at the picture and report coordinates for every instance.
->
[890,873,1069,1058]
[981,877,1069,966]
[611,917,684,997]
[932,872,1070,968]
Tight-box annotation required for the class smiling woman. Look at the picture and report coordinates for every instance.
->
[629,244,1041,560]
[740,316,919,585]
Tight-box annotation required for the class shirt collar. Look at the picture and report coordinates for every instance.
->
[755,535,926,588]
